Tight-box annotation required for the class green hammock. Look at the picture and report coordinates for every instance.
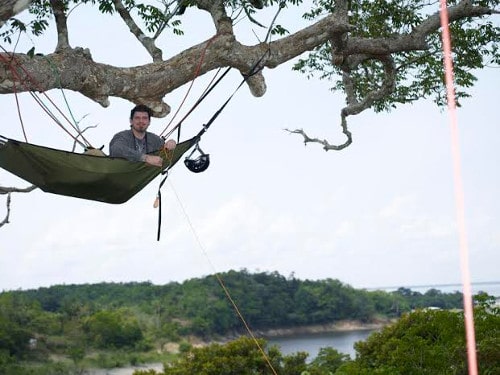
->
[0,136,197,204]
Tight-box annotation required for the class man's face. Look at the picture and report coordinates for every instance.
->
[130,111,150,133]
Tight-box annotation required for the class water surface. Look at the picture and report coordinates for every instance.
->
[267,329,375,360]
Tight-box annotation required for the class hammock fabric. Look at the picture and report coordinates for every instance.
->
[0,136,197,204]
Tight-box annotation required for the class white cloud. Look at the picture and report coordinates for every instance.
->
[333,220,356,238]
[379,195,417,219]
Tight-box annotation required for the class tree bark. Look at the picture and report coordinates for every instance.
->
[0,0,31,27]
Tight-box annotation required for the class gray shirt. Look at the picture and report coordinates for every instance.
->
[109,129,165,162]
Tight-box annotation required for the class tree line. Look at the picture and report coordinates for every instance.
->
[0,269,468,371]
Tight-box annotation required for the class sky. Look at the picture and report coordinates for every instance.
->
[1,3,499,292]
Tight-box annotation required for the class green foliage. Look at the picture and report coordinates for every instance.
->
[0,293,38,359]
[178,340,192,353]
[337,304,500,375]
[0,0,52,44]
[0,0,304,45]
[0,316,31,358]
[295,0,500,111]
[83,309,143,349]
[135,337,345,375]
[159,337,282,375]
[67,344,85,364]
[307,347,350,374]
[391,287,463,311]
[472,294,500,374]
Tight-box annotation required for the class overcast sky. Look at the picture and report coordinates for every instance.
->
[1,3,499,292]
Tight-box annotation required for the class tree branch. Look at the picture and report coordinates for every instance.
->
[0,193,11,228]
[112,0,163,61]
[0,184,37,194]
[0,184,37,228]
[50,0,70,51]
[414,0,500,38]
[286,54,396,151]
[0,0,30,27]
[196,0,234,35]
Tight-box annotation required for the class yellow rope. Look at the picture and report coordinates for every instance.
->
[168,180,279,375]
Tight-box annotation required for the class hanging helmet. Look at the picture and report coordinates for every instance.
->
[184,153,210,173]
[184,142,210,173]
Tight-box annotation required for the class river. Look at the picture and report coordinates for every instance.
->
[87,363,164,375]
[267,329,375,360]
[85,330,373,374]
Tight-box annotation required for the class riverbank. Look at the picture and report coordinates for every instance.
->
[255,318,392,339]
[159,319,393,352]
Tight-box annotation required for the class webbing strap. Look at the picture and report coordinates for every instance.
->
[156,170,169,241]
[165,67,232,140]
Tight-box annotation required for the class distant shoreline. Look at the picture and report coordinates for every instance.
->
[256,319,392,339]
[184,319,393,348]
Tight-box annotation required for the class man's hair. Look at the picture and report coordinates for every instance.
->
[130,104,152,120]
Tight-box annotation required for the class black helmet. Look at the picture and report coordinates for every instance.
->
[185,143,210,173]
[185,153,210,173]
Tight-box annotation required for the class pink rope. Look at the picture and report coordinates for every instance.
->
[439,2,478,374]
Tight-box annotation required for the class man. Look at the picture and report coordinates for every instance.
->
[110,104,169,167]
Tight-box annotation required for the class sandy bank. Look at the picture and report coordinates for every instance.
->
[255,319,393,338]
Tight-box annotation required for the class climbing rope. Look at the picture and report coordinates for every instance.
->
[439,1,477,374]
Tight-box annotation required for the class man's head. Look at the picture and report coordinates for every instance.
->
[129,104,152,135]
[130,104,152,120]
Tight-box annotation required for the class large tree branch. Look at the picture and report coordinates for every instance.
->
[338,1,498,58]
[0,13,352,116]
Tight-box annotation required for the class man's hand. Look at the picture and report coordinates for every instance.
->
[143,154,163,167]
[165,139,177,150]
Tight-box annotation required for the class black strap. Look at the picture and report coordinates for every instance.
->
[194,50,269,137]
[156,169,170,241]
[166,67,232,140]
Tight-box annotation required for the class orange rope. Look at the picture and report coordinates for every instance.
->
[212,272,279,375]
[439,2,478,374]
[169,182,279,375]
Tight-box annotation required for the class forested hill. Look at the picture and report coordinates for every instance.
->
[2,270,463,339]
